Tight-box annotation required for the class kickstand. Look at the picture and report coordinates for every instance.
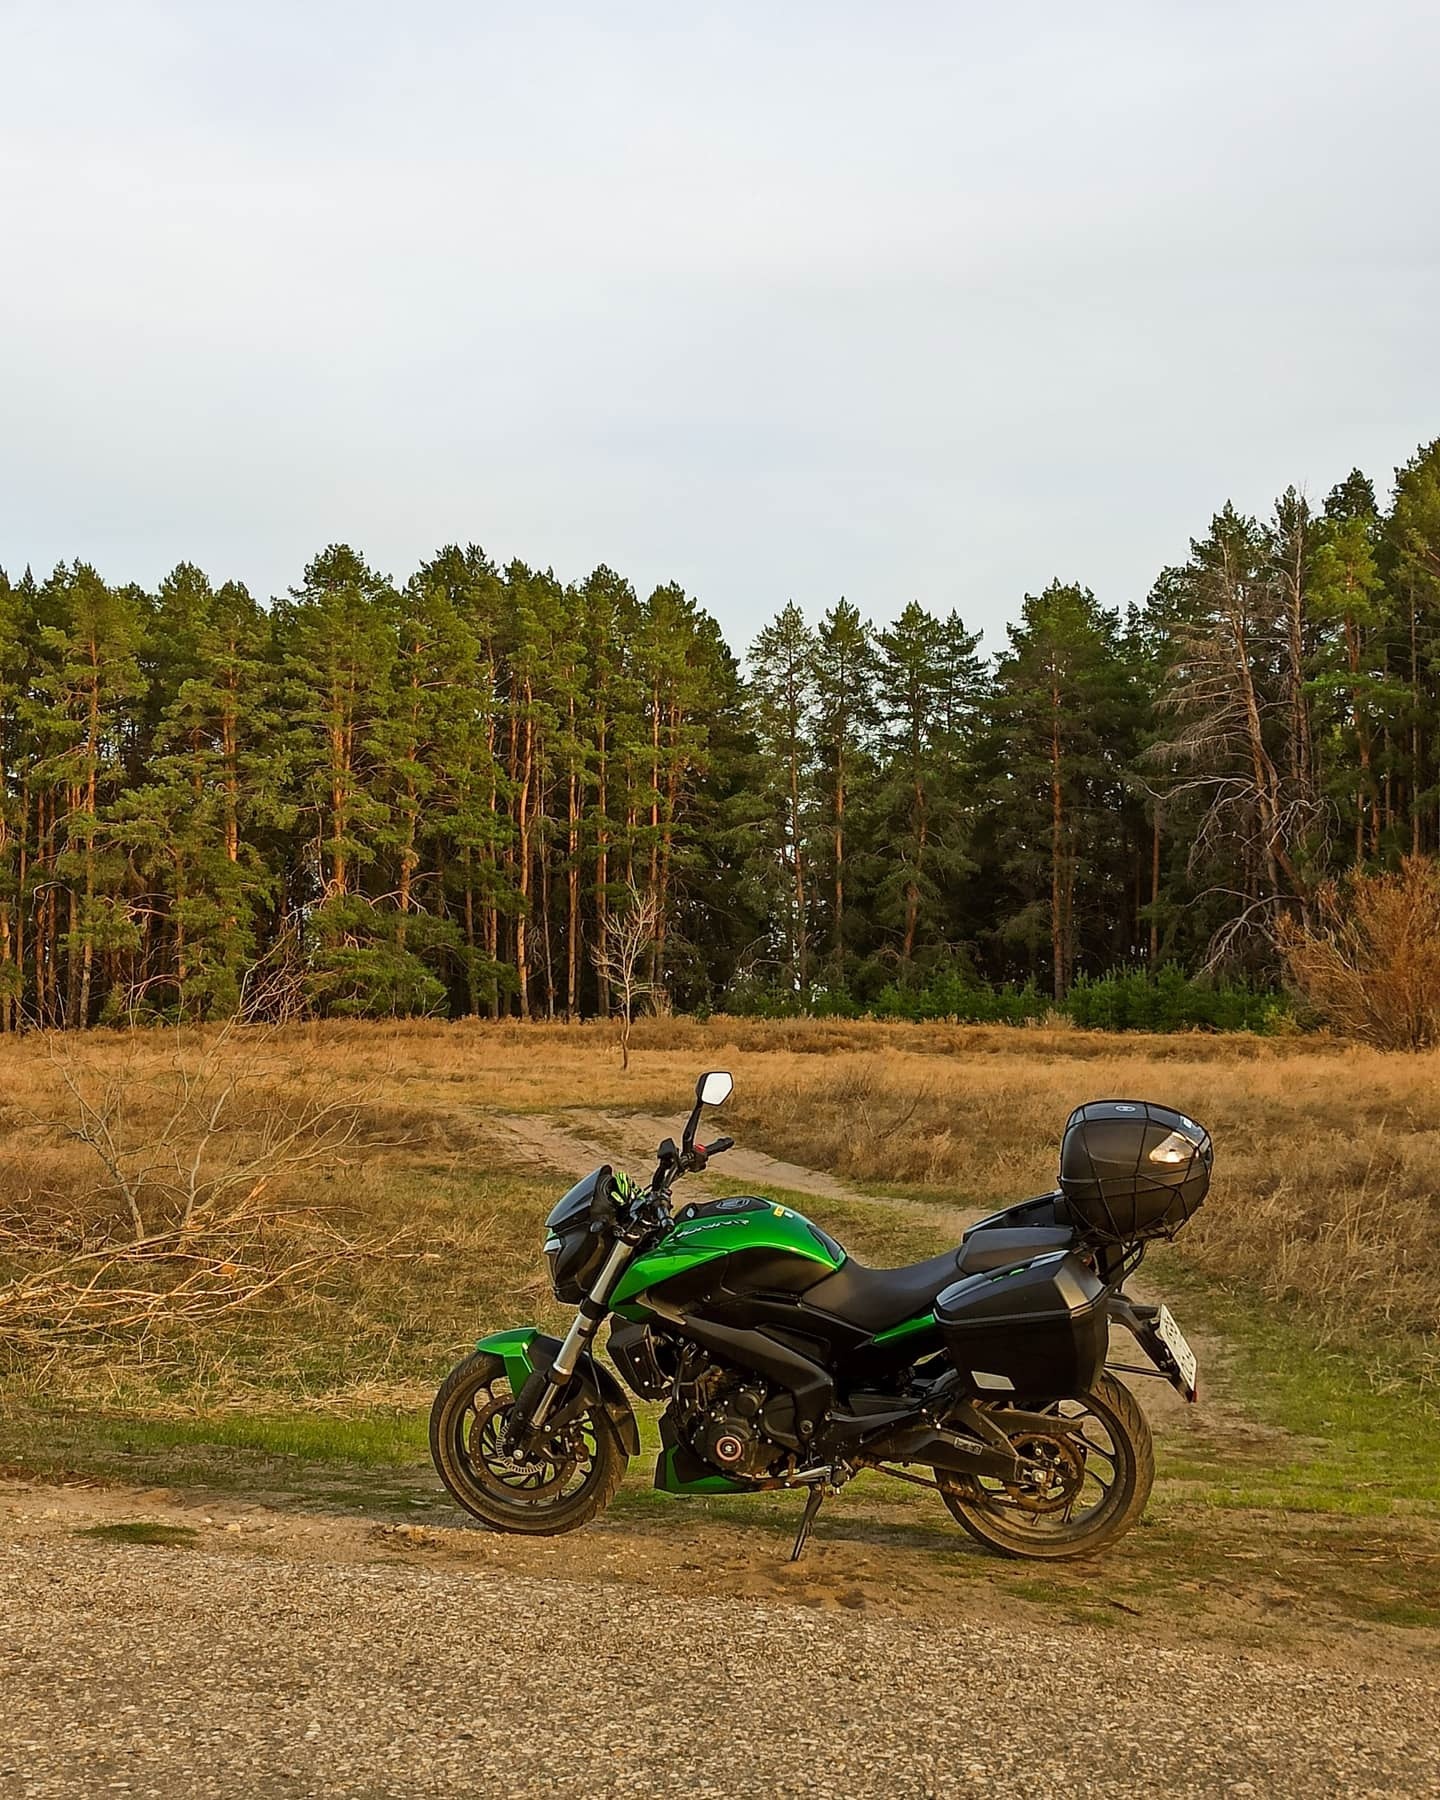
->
[790,1483,827,1562]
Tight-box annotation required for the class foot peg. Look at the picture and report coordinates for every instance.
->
[790,1482,826,1562]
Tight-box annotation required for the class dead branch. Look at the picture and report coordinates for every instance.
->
[2,1024,397,1360]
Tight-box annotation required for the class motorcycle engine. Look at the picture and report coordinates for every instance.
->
[676,1362,792,1481]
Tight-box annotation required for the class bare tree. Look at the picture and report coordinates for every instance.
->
[592,882,659,1070]
[1149,504,1323,966]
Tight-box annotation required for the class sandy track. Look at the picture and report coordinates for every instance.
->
[3,1525,1437,1799]
[488,1107,984,1237]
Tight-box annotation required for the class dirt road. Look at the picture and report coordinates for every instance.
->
[3,1515,1437,1799]
[490,1107,989,1237]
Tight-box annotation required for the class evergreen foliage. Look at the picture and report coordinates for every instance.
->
[3,435,1440,1028]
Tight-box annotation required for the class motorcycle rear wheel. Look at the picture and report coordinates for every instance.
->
[938,1373,1153,1560]
[429,1351,627,1535]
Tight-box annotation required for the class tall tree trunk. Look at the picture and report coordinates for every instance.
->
[539,805,555,1020]
[222,663,240,864]
[791,738,808,990]
[1282,520,1313,802]
[833,741,846,962]
[13,778,28,1031]
[1411,586,1423,856]
[647,679,662,989]
[514,684,534,1021]
[462,846,479,1016]
[594,702,610,1016]
[1049,672,1066,1001]
[654,699,682,999]
[902,711,924,966]
[566,693,580,1020]
[1148,805,1161,964]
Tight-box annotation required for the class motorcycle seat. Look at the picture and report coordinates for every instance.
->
[802,1225,1077,1337]
[803,1249,964,1336]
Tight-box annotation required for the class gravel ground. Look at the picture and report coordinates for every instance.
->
[3,1535,1437,1798]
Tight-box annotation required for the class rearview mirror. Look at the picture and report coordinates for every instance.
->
[696,1070,733,1107]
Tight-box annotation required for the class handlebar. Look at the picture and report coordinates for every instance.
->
[642,1133,736,1208]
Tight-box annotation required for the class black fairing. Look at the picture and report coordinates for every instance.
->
[546,1167,610,1233]
[546,1166,613,1303]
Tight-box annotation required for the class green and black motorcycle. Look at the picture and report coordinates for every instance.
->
[430,1072,1208,1560]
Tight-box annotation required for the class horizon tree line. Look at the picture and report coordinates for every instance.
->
[2,435,1439,1028]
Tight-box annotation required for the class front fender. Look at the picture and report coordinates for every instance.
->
[474,1326,640,1457]
[475,1326,550,1394]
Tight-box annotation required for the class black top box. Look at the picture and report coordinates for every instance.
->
[1058,1100,1212,1243]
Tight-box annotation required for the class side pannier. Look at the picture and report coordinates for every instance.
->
[935,1252,1108,1403]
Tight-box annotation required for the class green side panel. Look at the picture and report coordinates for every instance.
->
[474,1326,542,1393]
[871,1310,938,1347]
[610,1202,844,1310]
[609,1246,727,1308]
[654,1444,747,1495]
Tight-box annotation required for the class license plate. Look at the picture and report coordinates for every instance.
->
[1156,1305,1199,1401]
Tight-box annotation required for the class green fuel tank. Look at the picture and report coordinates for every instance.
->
[608,1195,846,1313]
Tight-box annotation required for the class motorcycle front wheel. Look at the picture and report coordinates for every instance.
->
[938,1373,1153,1560]
[429,1351,627,1535]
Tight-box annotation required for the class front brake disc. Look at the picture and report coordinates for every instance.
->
[468,1393,575,1500]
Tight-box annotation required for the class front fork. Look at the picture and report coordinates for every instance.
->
[511,1237,636,1444]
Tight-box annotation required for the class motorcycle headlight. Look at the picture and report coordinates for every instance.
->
[544,1233,563,1298]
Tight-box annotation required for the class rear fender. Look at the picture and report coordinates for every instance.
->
[473,1325,641,1456]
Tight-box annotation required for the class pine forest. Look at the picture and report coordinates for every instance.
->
[3,439,1439,1030]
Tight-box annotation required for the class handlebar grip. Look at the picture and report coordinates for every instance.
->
[706,1136,735,1156]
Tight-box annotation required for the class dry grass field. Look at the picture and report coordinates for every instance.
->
[3,1013,1440,1663]
[1,1013,1437,1398]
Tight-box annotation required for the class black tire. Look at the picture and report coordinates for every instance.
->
[429,1351,627,1536]
[938,1373,1153,1560]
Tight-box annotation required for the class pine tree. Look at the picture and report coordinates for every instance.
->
[1387,440,1440,854]
[810,599,877,974]
[748,603,817,996]
[578,565,639,1015]
[990,583,1135,998]
[27,565,146,1025]
[1310,486,1393,863]
[113,567,283,1015]
[0,567,28,1028]
[872,602,962,969]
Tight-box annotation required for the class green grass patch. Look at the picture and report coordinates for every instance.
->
[2,1402,430,1491]
[78,1521,198,1548]
[1149,1247,1440,1518]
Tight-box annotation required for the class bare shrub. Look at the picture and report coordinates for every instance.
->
[0,1020,387,1359]
[1278,856,1440,1050]
[592,883,660,1071]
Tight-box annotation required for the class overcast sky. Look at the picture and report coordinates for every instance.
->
[3,2,1438,653]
